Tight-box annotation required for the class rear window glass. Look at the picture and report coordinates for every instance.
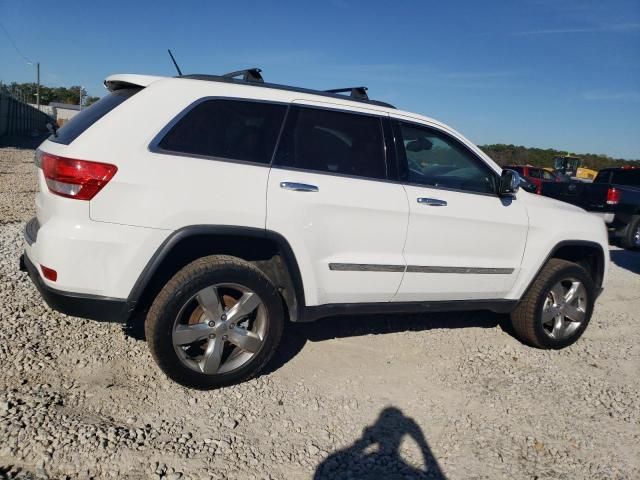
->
[610,169,640,186]
[157,99,287,165]
[49,88,140,145]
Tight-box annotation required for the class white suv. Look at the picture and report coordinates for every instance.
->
[21,69,609,389]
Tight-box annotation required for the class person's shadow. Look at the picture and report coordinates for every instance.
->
[314,407,446,480]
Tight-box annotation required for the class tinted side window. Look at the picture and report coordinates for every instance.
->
[541,170,555,181]
[593,171,611,183]
[158,100,287,164]
[395,121,496,194]
[273,106,386,180]
[50,88,141,145]
[528,168,542,179]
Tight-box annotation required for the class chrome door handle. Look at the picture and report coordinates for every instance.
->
[280,182,319,192]
[417,197,447,206]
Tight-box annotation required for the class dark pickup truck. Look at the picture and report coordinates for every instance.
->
[542,167,640,249]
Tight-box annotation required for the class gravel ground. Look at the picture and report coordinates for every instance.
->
[0,144,639,480]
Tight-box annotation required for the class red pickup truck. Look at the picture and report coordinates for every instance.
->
[504,165,562,194]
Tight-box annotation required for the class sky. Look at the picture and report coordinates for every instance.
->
[1,0,639,159]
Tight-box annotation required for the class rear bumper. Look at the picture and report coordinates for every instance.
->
[21,253,130,322]
[590,212,615,224]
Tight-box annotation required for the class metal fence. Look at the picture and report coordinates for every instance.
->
[0,85,52,137]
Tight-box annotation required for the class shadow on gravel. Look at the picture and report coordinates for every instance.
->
[263,310,509,376]
[610,249,640,275]
[314,406,446,479]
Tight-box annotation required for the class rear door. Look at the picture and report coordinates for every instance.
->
[391,119,529,301]
[266,104,408,306]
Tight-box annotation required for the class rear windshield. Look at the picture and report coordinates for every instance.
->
[49,88,141,145]
[610,169,640,186]
[595,169,640,186]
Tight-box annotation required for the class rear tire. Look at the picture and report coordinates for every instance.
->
[620,216,640,250]
[145,255,284,389]
[511,259,595,349]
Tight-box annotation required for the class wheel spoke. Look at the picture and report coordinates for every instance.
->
[563,304,585,323]
[197,286,224,321]
[226,292,261,323]
[550,283,566,305]
[541,306,557,325]
[552,316,564,337]
[227,328,262,353]
[564,282,584,305]
[173,323,214,345]
[200,336,224,374]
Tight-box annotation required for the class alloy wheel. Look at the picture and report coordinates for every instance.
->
[172,283,267,375]
[541,277,588,340]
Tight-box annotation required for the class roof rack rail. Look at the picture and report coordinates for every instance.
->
[179,73,396,109]
[222,68,264,83]
[325,87,369,100]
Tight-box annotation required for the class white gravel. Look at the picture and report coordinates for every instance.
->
[0,144,639,479]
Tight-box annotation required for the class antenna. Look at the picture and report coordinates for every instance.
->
[167,49,183,76]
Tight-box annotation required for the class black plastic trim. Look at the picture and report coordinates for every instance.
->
[126,225,306,317]
[21,254,129,322]
[299,299,518,323]
[524,240,606,295]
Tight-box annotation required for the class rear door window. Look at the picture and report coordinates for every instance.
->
[273,106,387,180]
[157,99,287,165]
[49,88,141,145]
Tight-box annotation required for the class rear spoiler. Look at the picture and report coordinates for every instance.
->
[104,74,166,92]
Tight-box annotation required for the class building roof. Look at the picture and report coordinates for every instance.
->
[50,102,81,111]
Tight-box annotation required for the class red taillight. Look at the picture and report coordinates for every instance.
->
[40,265,57,282]
[606,187,621,205]
[41,153,117,200]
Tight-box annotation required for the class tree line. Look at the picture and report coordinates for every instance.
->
[0,82,100,107]
[480,144,640,170]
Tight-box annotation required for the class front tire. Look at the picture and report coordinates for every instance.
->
[145,255,284,389]
[511,259,595,349]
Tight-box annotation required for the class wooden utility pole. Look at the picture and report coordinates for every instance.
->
[36,62,40,111]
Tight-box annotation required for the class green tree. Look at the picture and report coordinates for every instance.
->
[480,144,639,169]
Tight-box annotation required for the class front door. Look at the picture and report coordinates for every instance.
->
[391,119,529,301]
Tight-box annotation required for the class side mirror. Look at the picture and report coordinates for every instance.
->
[499,169,521,196]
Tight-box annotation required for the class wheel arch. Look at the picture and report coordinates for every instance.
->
[126,225,305,323]
[524,240,606,297]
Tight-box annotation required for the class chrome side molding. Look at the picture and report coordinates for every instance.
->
[329,263,514,274]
